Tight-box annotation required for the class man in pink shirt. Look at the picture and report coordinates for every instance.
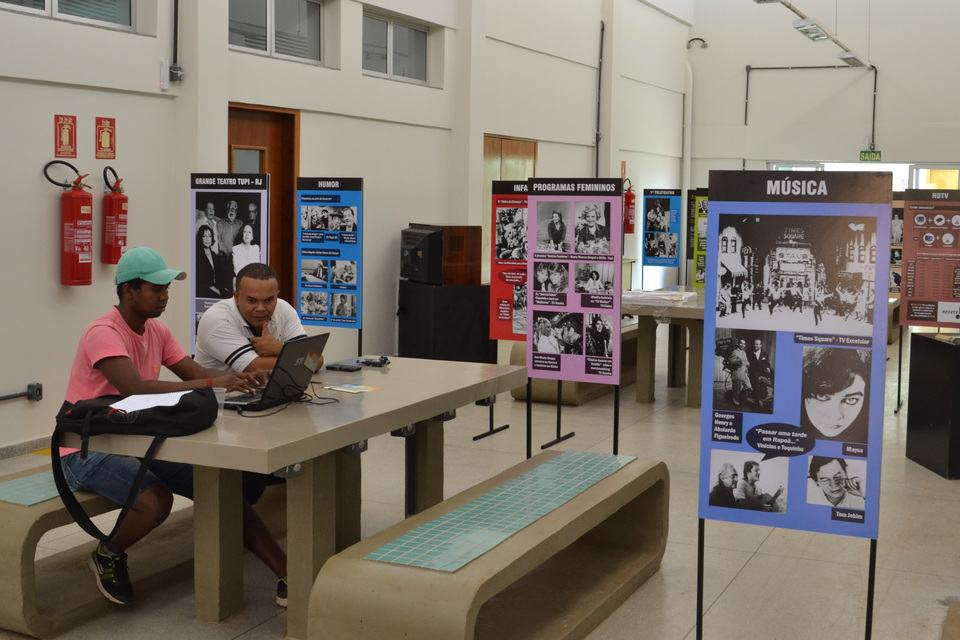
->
[59,248,290,607]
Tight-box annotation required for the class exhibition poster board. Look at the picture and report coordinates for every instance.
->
[295,178,363,328]
[526,178,623,384]
[691,189,709,287]
[698,171,891,539]
[889,192,904,293]
[191,173,269,347]
[490,181,529,340]
[642,189,681,268]
[898,189,960,327]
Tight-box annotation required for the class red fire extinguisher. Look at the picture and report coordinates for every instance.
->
[623,179,636,234]
[44,160,93,286]
[102,166,128,264]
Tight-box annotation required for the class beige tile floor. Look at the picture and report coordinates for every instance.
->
[1,328,958,640]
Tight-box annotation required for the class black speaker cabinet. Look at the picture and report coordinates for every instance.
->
[906,333,960,478]
[398,280,496,364]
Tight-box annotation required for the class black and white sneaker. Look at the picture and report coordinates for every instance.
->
[276,577,288,608]
[88,543,134,604]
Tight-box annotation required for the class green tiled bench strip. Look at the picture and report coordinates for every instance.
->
[365,451,635,572]
[0,471,70,506]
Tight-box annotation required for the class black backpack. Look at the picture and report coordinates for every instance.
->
[50,388,218,543]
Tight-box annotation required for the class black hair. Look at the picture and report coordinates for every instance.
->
[743,460,759,476]
[808,456,847,482]
[116,278,145,301]
[235,263,279,290]
[802,347,870,399]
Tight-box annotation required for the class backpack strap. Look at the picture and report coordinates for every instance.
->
[51,431,168,544]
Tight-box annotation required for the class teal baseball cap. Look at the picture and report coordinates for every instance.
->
[115,247,187,285]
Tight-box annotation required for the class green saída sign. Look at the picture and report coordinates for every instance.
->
[860,150,882,162]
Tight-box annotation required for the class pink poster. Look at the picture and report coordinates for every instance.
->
[526,178,623,383]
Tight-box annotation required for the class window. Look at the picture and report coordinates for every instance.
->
[1,0,132,27]
[362,13,427,83]
[912,166,960,190]
[229,0,322,62]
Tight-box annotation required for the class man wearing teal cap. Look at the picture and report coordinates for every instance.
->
[59,248,290,607]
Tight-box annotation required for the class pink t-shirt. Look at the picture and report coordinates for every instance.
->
[65,306,188,403]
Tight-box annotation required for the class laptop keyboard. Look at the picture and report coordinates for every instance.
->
[225,390,263,403]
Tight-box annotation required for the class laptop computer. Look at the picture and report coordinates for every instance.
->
[224,333,330,411]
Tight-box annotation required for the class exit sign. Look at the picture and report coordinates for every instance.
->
[860,150,881,161]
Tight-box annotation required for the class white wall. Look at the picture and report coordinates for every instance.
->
[0,0,691,450]
[689,0,960,186]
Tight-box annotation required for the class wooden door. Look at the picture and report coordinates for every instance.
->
[228,105,300,303]
[482,135,536,280]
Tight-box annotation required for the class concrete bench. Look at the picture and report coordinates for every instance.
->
[509,321,639,405]
[308,450,669,640]
[0,463,286,639]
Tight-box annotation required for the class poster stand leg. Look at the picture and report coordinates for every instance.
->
[541,380,575,449]
[894,325,904,413]
[696,518,705,640]
[472,396,510,441]
[613,384,620,455]
[865,538,877,640]
[525,378,532,460]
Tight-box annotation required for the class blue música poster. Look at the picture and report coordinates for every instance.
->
[295,178,363,328]
[642,189,681,267]
[698,171,891,539]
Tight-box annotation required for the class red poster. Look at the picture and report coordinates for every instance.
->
[95,117,116,159]
[54,114,77,158]
[899,189,960,327]
[489,181,528,340]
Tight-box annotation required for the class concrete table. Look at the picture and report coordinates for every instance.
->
[621,288,705,407]
[65,357,527,640]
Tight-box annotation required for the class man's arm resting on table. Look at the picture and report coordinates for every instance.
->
[98,356,267,396]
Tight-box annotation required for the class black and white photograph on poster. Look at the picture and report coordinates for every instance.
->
[891,210,904,245]
[536,201,572,252]
[195,225,232,299]
[532,311,583,355]
[800,346,870,444]
[338,207,359,232]
[532,261,569,292]
[646,198,670,232]
[585,313,614,357]
[300,259,328,283]
[300,291,328,316]
[193,191,266,296]
[512,284,527,335]
[889,268,901,292]
[806,456,866,510]
[574,262,615,294]
[331,260,357,285]
[715,214,877,336]
[573,202,611,254]
[890,248,902,266]
[300,205,358,231]
[644,232,678,258]
[231,223,261,276]
[330,293,357,318]
[496,206,528,260]
[713,328,776,414]
[708,450,788,512]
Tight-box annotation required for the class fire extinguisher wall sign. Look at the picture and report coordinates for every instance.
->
[45,160,93,285]
[95,117,116,160]
[102,166,128,264]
